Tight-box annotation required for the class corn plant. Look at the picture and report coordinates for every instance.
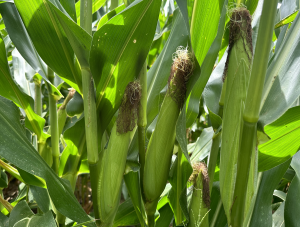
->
[0,0,300,226]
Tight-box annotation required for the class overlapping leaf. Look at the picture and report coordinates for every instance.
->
[90,0,161,137]
[0,96,95,226]
[0,35,46,141]
[14,0,82,92]
[185,0,227,127]
[258,106,300,171]
[0,3,62,98]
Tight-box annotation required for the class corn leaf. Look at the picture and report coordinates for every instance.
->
[112,198,140,227]
[13,0,82,92]
[90,0,161,137]
[258,106,300,171]
[47,0,92,68]
[0,35,47,141]
[284,151,300,226]
[0,96,95,226]
[75,0,106,25]
[272,202,285,227]
[275,10,298,29]
[259,12,300,128]
[185,0,227,127]
[249,159,291,227]
[156,204,173,227]
[97,4,126,30]
[0,3,62,97]
[147,8,189,126]
[9,201,56,227]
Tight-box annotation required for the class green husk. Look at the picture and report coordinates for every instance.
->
[188,162,210,227]
[98,81,141,227]
[143,47,193,226]
[57,89,75,135]
[219,7,253,225]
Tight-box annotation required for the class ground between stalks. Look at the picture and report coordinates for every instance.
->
[116,81,141,134]
[223,7,253,81]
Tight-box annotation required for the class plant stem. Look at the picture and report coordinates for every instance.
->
[243,1,279,123]
[231,1,279,226]
[138,61,147,196]
[80,0,92,35]
[80,1,101,225]
[176,146,183,225]
[46,67,60,174]
[207,131,221,193]
[147,213,155,227]
[34,83,42,117]
[231,122,256,226]
[33,76,42,153]
[0,194,13,212]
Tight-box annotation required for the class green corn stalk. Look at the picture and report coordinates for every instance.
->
[219,7,253,225]
[98,81,141,227]
[46,67,60,175]
[188,163,210,227]
[143,47,193,226]
[231,1,279,226]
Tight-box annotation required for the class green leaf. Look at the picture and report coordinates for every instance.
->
[168,151,192,224]
[185,0,227,127]
[60,0,77,22]
[155,204,173,227]
[273,201,285,227]
[203,52,227,116]
[209,182,227,227]
[0,3,62,98]
[258,106,300,171]
[75,0,106,25]
[124,172,146,226]
[0,34,47,141]
[9,201,34,227]
[275,10,298,29]
[244,0,260,15]
[90,0,161,137]
[259,12,300,128]
[59,117,85,175]
[284,151,300,226]
[0,96,95,226]
[30,185,52,213]
[147,8,189,126]
[112,198,140,227]
[14,0,82,92]
[0,212,8,227]
[249,159,291,227]
[13,210,56,227]
[47,0,92,68]
[0,171,8,188]
[97,4,126,30]
[190,128,214,163]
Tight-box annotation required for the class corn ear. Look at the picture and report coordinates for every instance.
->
[219,7,252,224]
[98,81,141,227]
[188,163,210,227]
[57,89,75,135]
[143,47,193,224]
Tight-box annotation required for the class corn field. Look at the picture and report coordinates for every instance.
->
[0,0,300,226]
